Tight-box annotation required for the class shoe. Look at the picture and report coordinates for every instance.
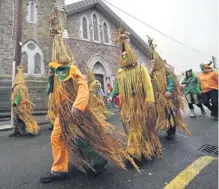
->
[190,109,196,118]
[9,133,21,137]
[40,172,67,183]
[166,135,175,140]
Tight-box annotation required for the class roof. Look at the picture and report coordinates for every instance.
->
[65,0,150,58]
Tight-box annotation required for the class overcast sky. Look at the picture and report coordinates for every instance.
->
[65,0,217,75]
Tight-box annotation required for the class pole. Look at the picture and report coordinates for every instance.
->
[11,0,23,125]
[14,0,23,68]
[212,56,217,69]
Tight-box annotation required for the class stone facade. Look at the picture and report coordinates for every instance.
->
[0,0,15,75]
[0,0,150,114]
[67,8,150,89]
[0,0,64,114]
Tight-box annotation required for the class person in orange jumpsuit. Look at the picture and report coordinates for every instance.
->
[198,63,218,120]
[40,11,138,183]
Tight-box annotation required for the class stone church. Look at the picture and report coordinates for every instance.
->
[0,0,173,115]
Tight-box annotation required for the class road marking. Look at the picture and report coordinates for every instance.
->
[163,156,215,189]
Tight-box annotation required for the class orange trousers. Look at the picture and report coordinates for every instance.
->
[51,117,69,173]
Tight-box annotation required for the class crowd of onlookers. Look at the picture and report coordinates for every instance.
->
[180,63,218,120]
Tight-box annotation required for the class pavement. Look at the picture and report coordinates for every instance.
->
[0,108,217,189]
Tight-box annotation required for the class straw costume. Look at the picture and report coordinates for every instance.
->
[40,12,138,184]
[10,65,39,137]
[198,62,218,120]
[148,37,191,139]
[181,69,205,118]
[109,27,162,160]
[86,66,111,119]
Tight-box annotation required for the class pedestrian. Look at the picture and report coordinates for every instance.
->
[86,66,111,118]
[9,65,39,137]
[108,27,162,160]
[107,83,115,108]
[198,62,218,121]
[40,14,138,183]
[148,36,191,139]
[181,69,206,118]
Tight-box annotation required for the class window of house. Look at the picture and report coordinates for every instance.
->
[22,41,44,76]
[26,0,37,23]
[103,21,110,43]
[92,13,100,41]
[82,16,88,39]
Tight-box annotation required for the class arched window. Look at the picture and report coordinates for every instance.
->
[92,13,100,41]
[82,17,88,39]
[102,21,110,43]
[26,1,37,23]
[30,2,35,22]
[22,41,44,76]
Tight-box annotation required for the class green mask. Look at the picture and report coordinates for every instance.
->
[56,66,70,81]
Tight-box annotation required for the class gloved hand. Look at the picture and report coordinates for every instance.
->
[12,103,17,107]
[108,97,113,103]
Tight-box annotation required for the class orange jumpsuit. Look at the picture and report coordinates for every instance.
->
[51,66,89,173]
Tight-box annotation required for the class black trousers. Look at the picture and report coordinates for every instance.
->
[201,89,218,117]
[14,117,26,134]
[188,103,203,110]
[166,109,176,136]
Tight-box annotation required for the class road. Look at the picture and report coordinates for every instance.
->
[0,109,217,189]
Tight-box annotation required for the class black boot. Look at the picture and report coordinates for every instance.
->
[166,125,176,140]
[40,172,68,183]
[9,127,20,137]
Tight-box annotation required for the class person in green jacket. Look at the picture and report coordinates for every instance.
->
[181,69,206,118]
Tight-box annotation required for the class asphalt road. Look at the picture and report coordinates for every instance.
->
[0,108,217,189]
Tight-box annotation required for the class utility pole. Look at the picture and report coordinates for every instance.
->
[212,56,217,70]
[11,0,23,125]
[14,0,23,68]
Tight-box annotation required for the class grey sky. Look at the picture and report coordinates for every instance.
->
[65,0,217,75]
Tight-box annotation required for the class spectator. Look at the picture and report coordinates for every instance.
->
[198,62,218,121]
[181,69,206,118]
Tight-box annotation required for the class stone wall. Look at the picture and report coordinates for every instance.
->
[0,0,66,75]
[68,38,120,74]
[0,0,15,74]
[67,8,150,74]
[0,0,65,115]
